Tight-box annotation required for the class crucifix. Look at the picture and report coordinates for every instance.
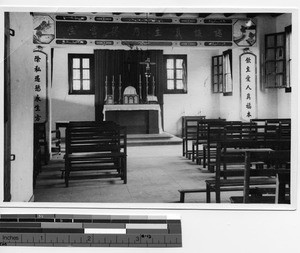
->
[139,57,156,97]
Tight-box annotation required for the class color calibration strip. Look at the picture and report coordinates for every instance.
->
[0,214,181,247]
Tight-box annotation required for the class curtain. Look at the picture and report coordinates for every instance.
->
[94,49,164,122]
[223,49,233,93]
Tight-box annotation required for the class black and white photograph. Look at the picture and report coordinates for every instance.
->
[0,1,299,252]
[2,9,296,205]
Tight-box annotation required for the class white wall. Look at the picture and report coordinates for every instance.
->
[163,48,220,135]
[51,47,95,132]
[9,12,34,201]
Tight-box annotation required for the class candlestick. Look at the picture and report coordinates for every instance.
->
[112,75,115,102]
[145,74,149,100]
[139,74,142,102]
[119,74,122,104]
[152,75,155,95]
[105,75,108,102]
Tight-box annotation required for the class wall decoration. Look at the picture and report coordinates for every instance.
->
[56,21,233,42]
[33,50,48,123]
[233,19,256,46]
[240,49,257,121]
[33,15,55,44]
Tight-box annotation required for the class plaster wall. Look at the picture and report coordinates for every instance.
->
[163,48,220,136]
[51,47,95,132]
[9,12,34,201]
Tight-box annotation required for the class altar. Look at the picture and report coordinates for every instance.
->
[103,104,163,134]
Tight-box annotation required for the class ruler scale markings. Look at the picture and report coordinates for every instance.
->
[0,215,182,247]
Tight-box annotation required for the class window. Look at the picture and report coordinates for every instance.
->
[68,54,94,94]
[264,32,286,88]
[223,49,233,95]
[285,25,292,91]
[212,50,232,95]
[212,55,223,93]
[164,55,187,94]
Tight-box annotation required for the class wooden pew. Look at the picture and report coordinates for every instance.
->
[229,150,290,204]
[191,118,226,165]
[179,120,290,203]
[207,139,291,203]
[64,121,127,187]
[182,116,206,158]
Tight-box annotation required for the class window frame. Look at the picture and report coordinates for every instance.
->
[264,32,286,88]
[285,25,292,92]
[212,55,223,93]
[68,54,95,95]
[164,55,187,94]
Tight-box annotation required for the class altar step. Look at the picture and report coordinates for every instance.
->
[127,132,182,146]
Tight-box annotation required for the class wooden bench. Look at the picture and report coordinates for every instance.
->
[229,150,290,204]
[181,116,206,158]
[208,140,291,203]
[190,119,226,165]
[179,139,290,203]
[64,121,127,187]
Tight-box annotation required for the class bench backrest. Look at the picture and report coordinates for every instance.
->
[65,121,126,154]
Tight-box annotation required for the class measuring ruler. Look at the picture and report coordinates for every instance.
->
[0,214,181,247]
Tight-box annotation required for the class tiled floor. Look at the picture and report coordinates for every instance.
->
[33,145,237,203]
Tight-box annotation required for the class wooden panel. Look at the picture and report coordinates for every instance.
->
[56,21,232,42]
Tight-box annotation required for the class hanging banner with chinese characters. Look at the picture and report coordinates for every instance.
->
[33,50,48,123]
[240,50,257,121]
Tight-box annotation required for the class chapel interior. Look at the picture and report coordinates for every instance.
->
[2,11,293,204]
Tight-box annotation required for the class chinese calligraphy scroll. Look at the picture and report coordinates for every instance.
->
[240,50,257,121]
[33,50,48,123]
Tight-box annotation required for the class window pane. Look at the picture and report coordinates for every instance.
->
[214,75,218,83]
[176,80,183,89]
[266,49,275,60]
[214,66,218,74]
[82,80,90,90]
[276,74,284,87]
[166,59,174,69]
[277,61,283,73]
[267,35,275,47]
[82,58,90,68]
[213,84,218,93]
[167,80,174,90]
[213,57,218,65]
[73,58,80,68]
[219,74,223,84]
[276,48,284,60]
[167,69,174,79]
[176,59,183,68]
[219,83,223,92]
[73,69,80,79]
[73,80,81,90]
[266,73,276,87]
[176,69,183,79]
[266,62,275,74]
[219,56,223,65]
[277,34,284,46]
[219,66,223,74]
[82,69,90,79]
